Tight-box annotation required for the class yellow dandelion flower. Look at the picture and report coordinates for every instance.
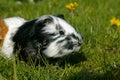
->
[116,20,120,27]
[65,2,78,11]
[110,17,120,27]
[110,17,117,25]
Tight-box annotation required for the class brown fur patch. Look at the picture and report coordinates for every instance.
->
[0,19,8,47]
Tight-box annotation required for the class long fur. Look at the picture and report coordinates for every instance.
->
[1,15,83,62]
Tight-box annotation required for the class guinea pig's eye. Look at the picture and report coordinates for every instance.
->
[50,33,57,36]
[59,30,65,35]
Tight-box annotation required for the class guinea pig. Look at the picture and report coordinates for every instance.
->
[1,15,83,62]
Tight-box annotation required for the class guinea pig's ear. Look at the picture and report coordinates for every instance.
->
[39,16,53,25]
[56,14,65,19]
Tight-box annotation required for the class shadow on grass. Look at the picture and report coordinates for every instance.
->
[16,52,87,67]
[65,67,120,80]
[58,52,87,67]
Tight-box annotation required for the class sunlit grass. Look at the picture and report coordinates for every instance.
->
[0,0,120,80]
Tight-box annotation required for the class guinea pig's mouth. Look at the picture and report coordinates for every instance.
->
[40,36,83,58]
[63,41,82,50]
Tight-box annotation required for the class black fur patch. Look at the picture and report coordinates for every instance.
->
[13,19,44,61]
[56,14,65,19]
[12,16,55,62]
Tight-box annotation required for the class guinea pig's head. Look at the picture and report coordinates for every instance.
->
[31,15,83,58]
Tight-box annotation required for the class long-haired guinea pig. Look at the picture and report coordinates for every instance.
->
[0,15,83,61]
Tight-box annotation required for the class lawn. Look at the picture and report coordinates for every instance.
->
[0,0,120,80]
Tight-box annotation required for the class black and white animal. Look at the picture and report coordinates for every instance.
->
[16,0,42,4]
[0,15,83,61]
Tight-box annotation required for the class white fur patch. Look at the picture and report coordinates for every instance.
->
[1,17,26,58]
[40,15,82,58]
[42,37,64,57]
[41,15,78,35]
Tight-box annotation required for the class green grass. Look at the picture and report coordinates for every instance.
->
[0,0,120,80]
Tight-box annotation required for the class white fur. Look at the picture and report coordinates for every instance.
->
[43,37,66,57]
[41,15,78,35]
[40,15,82,58]
[1,17,26,58]
[1,15,83,59]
